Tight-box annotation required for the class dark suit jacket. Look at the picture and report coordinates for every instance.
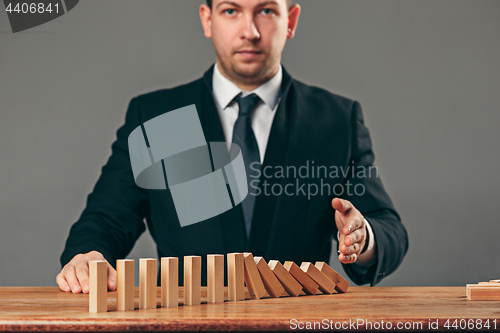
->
[61,66,408,286]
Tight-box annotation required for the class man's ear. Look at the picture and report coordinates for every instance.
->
[287,4,301,39]
[199,4,212,39]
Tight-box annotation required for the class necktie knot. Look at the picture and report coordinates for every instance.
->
[235,93,261,117]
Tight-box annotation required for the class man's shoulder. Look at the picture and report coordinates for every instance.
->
[291,78,355,112]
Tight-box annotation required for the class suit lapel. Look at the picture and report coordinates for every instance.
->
[200,66,248,253]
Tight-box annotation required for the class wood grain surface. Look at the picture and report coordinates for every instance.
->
[0,287,498,332]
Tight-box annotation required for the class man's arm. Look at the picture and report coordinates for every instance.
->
[58,97,150,293]
[334,101,408,286]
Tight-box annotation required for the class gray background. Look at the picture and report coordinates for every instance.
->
[1,0,499,287]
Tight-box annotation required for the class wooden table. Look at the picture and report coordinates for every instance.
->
[0,287,498,331]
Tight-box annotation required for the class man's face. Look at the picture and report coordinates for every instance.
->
[201,0,299,88]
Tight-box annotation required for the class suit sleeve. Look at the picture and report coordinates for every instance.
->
[60,97,150,268]
[340,101,408,286]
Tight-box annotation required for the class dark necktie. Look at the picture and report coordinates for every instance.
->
[232,93,262,238]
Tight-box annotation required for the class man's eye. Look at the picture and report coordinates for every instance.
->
[260,8,274,15]
[224,8,236,15]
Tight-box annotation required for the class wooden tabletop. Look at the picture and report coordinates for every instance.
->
[0,287,498,331]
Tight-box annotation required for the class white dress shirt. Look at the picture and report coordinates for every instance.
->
[211,63,375,266]
[212,63,281,163]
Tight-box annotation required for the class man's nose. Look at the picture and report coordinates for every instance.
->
[240,13,260,41]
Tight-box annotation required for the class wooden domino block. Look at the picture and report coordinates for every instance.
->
[463,284,500,299]
[161,257,178,308]
[207,254,224,303]
[184,256,201,306]
[227,253,245,301]
[89,260,107,313]
[300,262,335,294]
[315,261,350,293]
[243,253,267,299]
[283,261,318,295]
[139,258,157,309]
[254,257,285,298]
[467,284,500,300]
[466,284,500,299]
[116,259,134,311]
[268,260,302,297]
[489,280,500,283]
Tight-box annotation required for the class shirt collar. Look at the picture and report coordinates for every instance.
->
[212,63,282,111]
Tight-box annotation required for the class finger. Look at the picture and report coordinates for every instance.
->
[332,198,353,214]
[56,272,71,292]
[343,242,360,255]
[339,252,357,264]
[343,216,364,236]
[339,252,357,263]
[75,263,90,294]
[338,232,346,252]
[345,229,365,247]
[107,263,117,291]
[63,266,82,293]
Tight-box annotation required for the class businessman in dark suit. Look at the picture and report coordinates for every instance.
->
[57,0,407,293]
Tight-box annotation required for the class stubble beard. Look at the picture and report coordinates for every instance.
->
[217,50,279,88]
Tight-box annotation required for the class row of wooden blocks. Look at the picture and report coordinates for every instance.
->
[466,279,500,301]
[89,253,350,313]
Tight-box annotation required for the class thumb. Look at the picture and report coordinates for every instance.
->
[332,198,352,214]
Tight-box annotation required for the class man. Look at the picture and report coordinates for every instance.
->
[57,0,407,294]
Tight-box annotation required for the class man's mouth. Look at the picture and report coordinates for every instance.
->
[235,49,263,59]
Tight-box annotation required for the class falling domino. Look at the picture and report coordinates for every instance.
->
[227,253,245,301]
[254,257,285,298]
[268,260,303,297]
[283,261,318,295]
[161,257,178,308]
[300,262,336,294]
[315,261,350,293]
[89,260,107,313]
[184,256,201,306]
[243,253,267,299]
[207,254,224,303]
[116,259,134,311]
[139,258,157,309]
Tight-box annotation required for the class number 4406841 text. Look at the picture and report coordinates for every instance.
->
[5,2,59,14]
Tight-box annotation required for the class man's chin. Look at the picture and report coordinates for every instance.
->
[231,62,268,80]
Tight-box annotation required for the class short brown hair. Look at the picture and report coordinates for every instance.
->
[206,0,292,9]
